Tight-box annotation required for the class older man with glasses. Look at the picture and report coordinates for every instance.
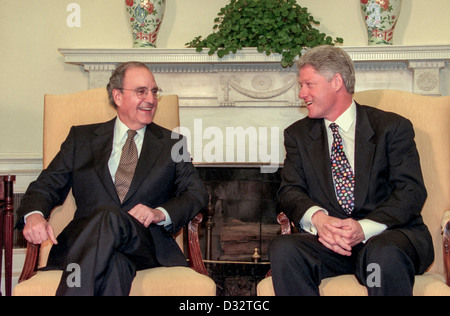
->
[16,61,208,296]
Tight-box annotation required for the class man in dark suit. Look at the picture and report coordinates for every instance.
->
[17,62,208,296]
[270,46,434,296]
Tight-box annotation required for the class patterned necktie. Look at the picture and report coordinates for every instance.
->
[115,130,138,203]
[329,123,355,215]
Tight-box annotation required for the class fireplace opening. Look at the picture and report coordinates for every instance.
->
[197,164,282,263]
[195,164,283,295]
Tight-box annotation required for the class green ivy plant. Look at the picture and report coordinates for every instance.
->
[186,0,344,68]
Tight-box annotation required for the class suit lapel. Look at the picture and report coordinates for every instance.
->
[122,123,165,204]
[306,120,338,207]
[354,104,376,212]
[91,118,121,204]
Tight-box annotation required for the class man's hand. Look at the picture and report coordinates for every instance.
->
[312,211,365,256]
[325,218,366,248]
[128,204,166,228]
[23,213,58,245]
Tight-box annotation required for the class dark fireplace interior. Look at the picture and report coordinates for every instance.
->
[196,164,283,296]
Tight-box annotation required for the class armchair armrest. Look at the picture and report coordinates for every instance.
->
[443,211,450,286]
[188,213,208,276]
[265,212,293,278]
[278,212,292,235]
[19,243,39,283]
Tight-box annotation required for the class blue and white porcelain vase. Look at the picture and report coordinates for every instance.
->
[125,0,166,48]
[361,0,402,45]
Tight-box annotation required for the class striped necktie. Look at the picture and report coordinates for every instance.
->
[115,130,138,203]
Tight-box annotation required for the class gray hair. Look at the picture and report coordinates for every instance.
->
[297,46,356,95]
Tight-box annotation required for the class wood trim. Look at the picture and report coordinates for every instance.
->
[188,213,209,276]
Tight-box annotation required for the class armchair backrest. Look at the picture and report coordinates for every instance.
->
[39,87,180,268]
[354,90,450,275]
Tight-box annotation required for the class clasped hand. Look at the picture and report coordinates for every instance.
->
[23,204,165,245]
[311,211,366,256]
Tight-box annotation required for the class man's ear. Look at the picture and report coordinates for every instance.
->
[332,73,345,92]
[112,89,123,107]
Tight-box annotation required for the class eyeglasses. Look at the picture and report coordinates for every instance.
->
[119,87,163,99]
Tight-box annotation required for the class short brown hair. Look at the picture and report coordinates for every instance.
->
[297,46,356,95]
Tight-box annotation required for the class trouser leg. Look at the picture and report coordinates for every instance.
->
[55,206,160,296]
[354,230,419,296]
[270,229,420,296]
[269,234,355,296]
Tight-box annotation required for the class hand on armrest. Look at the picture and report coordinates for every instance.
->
[23,213,58,245]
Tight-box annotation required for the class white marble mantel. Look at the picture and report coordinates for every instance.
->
[60,45,450,101]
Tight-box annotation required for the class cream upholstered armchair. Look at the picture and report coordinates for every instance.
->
[13,88,216,296]
[258,90,450,296]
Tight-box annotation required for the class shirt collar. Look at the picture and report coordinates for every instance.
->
[114,117,146,142]
[324,101,357,133]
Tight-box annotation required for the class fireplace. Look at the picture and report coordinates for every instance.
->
[196,164,282,262]
[195,163,282,295]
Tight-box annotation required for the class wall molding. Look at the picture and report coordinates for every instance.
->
[0,153,42,193]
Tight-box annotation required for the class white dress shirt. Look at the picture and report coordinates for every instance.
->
[300,101,387,243]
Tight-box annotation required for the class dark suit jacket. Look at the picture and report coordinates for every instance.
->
[278,103,434,274]
[17,118,208,268]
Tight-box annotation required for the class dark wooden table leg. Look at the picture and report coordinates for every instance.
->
[2,176,15,296]
[0,201,3,296]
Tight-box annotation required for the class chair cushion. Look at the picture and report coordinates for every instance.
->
[257,273,450,296]
[14,267,216,296]
[130,267,216,296]
[13,271,62,296]
[413,273,450,296]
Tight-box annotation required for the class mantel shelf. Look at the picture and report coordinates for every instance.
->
[60,45,450,65]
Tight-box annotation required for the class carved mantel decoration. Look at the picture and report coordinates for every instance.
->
[60,46,449,104]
